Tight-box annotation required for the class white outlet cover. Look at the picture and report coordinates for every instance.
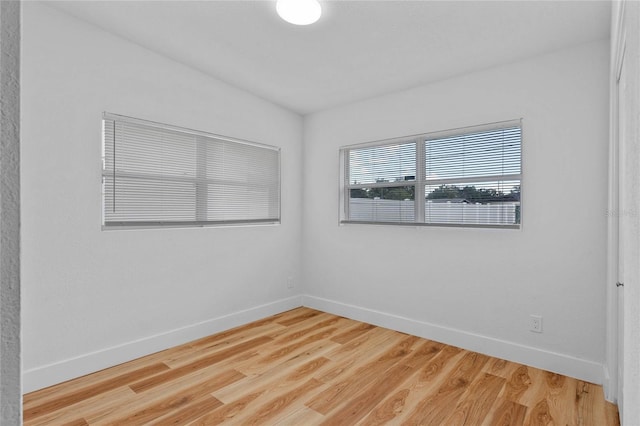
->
[529,315,543,333]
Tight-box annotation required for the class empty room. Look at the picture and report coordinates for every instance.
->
[1,0,639,424]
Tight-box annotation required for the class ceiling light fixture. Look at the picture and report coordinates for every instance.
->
[276,0,322,26]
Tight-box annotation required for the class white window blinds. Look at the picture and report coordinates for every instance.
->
[424,125,521,226]
[347,142,417,223]
[342,120,522,228]
[102,113,280,228]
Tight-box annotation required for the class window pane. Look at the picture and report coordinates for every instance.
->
[348,185,415,222]
[207,184,279,221]
[349,142,416,185]
[103,115,280,227]
[341,121,521,228]
[104,121,198,178]
[103,176,197,223]
[425,180,521,226]
[205,138,280,184]
[425,127,521,180]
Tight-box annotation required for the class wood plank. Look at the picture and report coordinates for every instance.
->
[483,400,528,426]
[384,345,465,425]
[326,325,394,357]
[543,371,578,426]
[25,387,137,426]
[314,330,405,385]
[357,388,410,426]
[330,322,376,344]
[95,369,241,425]
[577,381,610,426]
[606,400,621,426]
[82,360,250,424]
[275,309,323,327]
[274,407,325,425]
[319,363,417,425]
[338,340,446,424]
[91,308,295,387]
[186,391,265,425]
[402,351,490,425]
[524,398,554,426]
[483,357,522,380]
[24,349,185,408]
[441,372,506,425]
[512,365,547,407]
[214,314,345,381]
[215,355,330,403]
[270,313,341,342]
[237,378,324,425]
[251,327,340,369]
[323,326,399,364]
[61,419,89,426]
[24,363,170,421]
[147,394,223,425]
[502,364,533,402]
[212,353,334,424]
[23,308,619,426]
[214,322,342,401]
[402,339,445,368]
[129,335,271,393]
[162,321,284,368]
[305,335,420,415]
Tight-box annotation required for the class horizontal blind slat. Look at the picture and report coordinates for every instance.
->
[102,115,281,227]
[344,122,521,227]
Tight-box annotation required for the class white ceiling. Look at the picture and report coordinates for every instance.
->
[51,0,611,115]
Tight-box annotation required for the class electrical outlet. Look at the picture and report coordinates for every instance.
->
[529,315,543,333]
[287,276,294,289]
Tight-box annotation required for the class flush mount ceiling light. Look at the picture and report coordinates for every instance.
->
[276,0,322,25]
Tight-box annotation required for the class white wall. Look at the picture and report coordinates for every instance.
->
[610,1,640,422]
[302,40,610,383]
[21,1,613,396]
[21,3,303,392]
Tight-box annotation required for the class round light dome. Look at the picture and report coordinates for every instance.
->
[276,0,322,26]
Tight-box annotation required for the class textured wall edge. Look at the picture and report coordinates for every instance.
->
[0,1,21,424]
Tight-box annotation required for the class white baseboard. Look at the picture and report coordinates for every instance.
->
[24,294,604,394]
[303,295,604,384]
[603,367,615,402]
[23,296,303,393]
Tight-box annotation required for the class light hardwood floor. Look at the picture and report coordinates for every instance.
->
[24,308,619,425]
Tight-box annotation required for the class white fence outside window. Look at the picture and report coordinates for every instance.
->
[349,198,519,225]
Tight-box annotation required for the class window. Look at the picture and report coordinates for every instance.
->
[102,113,280,228]
[341,120,522,228]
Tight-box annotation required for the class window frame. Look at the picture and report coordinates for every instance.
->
[339,119,522,229]
[101,112,281,230]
